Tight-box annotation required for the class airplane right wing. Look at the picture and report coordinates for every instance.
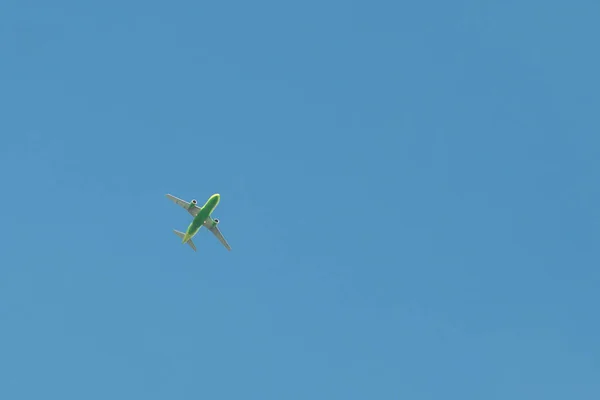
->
[204,217,232,251]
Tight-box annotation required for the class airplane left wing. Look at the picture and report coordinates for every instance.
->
[204,217,232,251]
[166,194,201,217]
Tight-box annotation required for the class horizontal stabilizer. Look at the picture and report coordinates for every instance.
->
[173,230,197,252]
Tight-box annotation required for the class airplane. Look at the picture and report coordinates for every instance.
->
[166,193,231,252]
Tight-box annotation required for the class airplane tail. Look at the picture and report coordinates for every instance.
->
[173,230,197,251]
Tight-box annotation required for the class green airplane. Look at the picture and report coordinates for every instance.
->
[166,193,231,252]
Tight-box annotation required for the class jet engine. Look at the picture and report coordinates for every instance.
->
[213,218,219,224]
[187,199,198,210]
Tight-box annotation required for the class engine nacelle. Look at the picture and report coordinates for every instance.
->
[213,218,219,226]
[188,199,198,210]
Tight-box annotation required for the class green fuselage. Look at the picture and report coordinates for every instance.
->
[182,193,220,243]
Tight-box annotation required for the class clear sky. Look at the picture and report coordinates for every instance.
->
[1,0,599,399]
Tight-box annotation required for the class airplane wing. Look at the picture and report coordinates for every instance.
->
[166,194,201,217]
[204,217,232,251]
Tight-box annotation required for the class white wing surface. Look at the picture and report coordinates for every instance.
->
[203,217,232,251]
[166,194,201,217]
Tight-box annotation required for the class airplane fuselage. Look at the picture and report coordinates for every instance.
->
[182,193,220,243]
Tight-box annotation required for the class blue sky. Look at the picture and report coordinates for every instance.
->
[1,0,599,398]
